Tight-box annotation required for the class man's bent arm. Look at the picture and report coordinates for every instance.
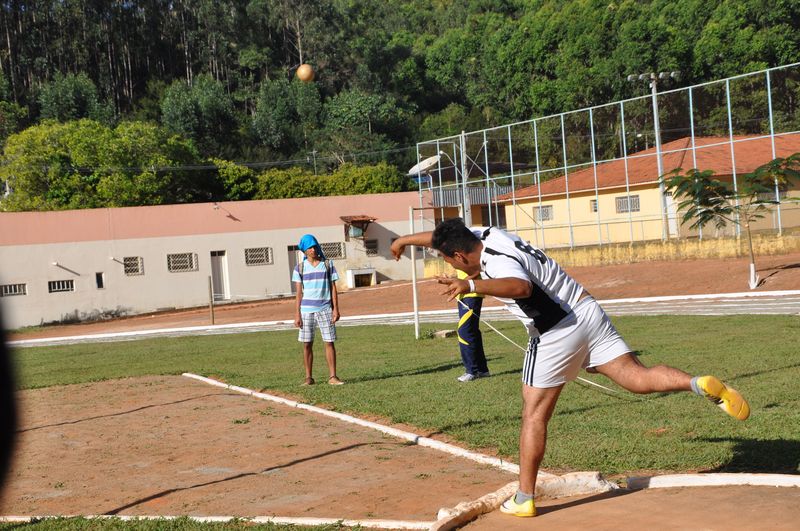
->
[440,276,532,301]
[390,232,434,260]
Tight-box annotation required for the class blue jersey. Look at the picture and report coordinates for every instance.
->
[292,260,339,314]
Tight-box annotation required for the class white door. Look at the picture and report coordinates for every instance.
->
[210,250,229,301]
[287,246,303,293]
[666,193,680,237]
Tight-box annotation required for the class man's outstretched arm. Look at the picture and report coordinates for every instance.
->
[390,232,434,260]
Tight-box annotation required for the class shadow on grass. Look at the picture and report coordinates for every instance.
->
[16,392,239,433]
[104,441,407,515]
[346,359,466,383]
[704,437,800,474]
[733,361,800,381]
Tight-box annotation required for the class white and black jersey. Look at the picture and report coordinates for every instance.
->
[474,226,585,337]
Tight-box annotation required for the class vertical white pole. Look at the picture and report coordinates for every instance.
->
[409,206,420,339]
[560,114,574,248]
[725,78,742,237]
[507,125,519,234]
[651,74,669,240]
[766,69,783,235]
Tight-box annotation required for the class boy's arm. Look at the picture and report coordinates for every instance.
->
[331,280,340,322]
[294,282,303,328]
[390,232,434,260]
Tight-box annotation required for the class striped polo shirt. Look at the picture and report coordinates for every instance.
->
[292,260,339,314]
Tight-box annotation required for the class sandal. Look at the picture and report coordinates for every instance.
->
[328,376,345,385]
[301,377,315,386]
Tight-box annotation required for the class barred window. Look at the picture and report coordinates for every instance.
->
[167,252,198,273]
[615,195,640,213]
[590,199,598,213]
[123,256,144,276]
[48,280,74,293]
[365,239,379,256]
[534,205,553,222]
[245,247,274,266]
[757,190,787,202]
[320,242,346,259]
[0,283,26,297]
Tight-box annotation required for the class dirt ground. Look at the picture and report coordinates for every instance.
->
[11,251,800,341]
[3,376,799,529]
[469,485,800,530]
[1,375,516,521]
[4,252,800,527]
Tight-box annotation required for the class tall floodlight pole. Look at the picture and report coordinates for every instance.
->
[460,131,472,226]
[627,71,680,241]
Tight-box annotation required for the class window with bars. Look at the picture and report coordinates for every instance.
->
[320,242,346,259]
[48,280,74,293]
[167,252,198,273]
[757,190,788,202]
[615,195,640,213]
[0,283,26,297]
[590,199,598,213]
[245,247,274,266]
[533,205,553,222]
[365,239,379,256]
[123,256,144,276]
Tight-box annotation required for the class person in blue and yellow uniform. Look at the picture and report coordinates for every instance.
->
[455,269,490,382]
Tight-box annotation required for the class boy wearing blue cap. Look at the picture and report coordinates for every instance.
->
[292,234,344,385]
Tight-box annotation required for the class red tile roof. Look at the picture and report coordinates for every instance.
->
[499,134,800,200]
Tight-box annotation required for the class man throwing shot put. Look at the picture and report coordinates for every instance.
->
[390,218,749,518]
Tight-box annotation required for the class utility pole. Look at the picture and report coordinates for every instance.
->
[627,70,680,240]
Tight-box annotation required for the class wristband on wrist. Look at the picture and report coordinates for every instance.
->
[467,279,476,293]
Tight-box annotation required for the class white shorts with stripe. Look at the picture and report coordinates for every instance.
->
[522,296,629,388]
[298,307,336,343]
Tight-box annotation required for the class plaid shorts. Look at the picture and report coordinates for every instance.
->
[298,306,336,343]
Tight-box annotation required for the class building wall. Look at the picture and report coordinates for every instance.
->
[0,192,427,329]
[505,184,667,248]
[503,182,800,246]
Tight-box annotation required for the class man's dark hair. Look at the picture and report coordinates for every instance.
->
[432,218,480,257]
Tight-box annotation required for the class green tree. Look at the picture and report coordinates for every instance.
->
[665,153,800,288]
[328,162,409,195]
[213,158,257,201]
[38,73,113,124]
[0,120,203,211]
[161,75,238,157]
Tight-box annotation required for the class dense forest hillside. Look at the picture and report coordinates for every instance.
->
[0,0,798,210]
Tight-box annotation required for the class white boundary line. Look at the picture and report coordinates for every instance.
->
[182,373,618,500]
[183,372,522,475]
[11,289,800,347]
[601,289,800,304]
[627,473,800,490]
[0,515,433,528]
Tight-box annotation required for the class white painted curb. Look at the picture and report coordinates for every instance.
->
[432,481,518,531]
[12,289,800,348]
[602,289,800,304]
[627,473,800,490]
[182,373,618,500]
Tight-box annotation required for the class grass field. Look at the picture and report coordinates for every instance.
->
[5,315,800,529]
[12,314,800,474]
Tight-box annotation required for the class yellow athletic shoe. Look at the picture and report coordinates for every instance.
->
[500,495,537,517]
[696,375,750,421]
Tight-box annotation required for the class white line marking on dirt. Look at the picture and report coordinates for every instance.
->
[0,515,433,529]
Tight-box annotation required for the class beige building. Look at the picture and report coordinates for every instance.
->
[0,191,431,329]
[501,134,800,248]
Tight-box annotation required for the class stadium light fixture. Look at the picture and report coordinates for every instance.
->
[626,70,681,241]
